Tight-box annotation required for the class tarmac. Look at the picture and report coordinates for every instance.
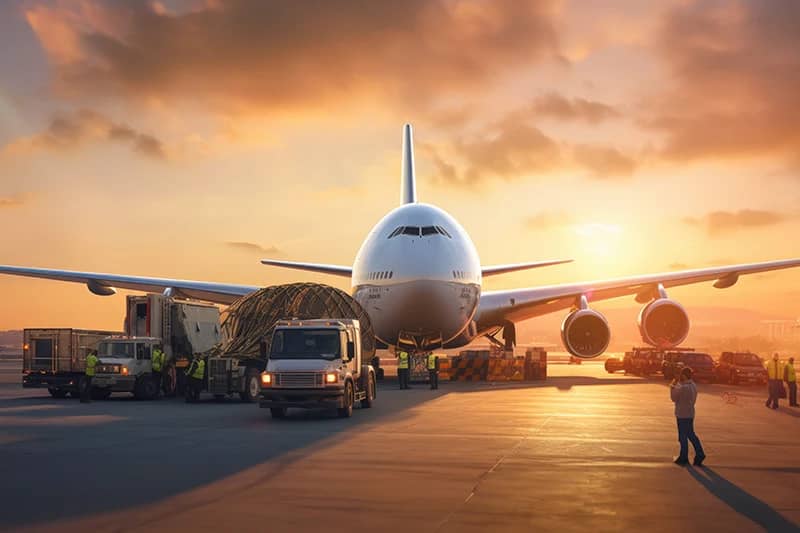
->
[1,360,798,533]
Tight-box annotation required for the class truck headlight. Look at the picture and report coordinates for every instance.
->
[261,372,272,386]
[121,367,128,376]
[325,372,338,384]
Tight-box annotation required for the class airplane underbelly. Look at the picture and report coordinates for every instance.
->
[353,281,479,349]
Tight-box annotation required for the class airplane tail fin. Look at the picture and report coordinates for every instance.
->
[401,123,417,204]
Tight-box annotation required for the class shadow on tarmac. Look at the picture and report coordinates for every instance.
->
[687,467,798,532]
[0,382,448,529]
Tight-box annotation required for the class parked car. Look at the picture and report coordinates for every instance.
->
[716,352,767,385]
[662,351,715,383]
[605,357,625,373]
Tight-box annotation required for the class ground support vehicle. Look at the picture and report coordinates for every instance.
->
[259,319,376,419]
[624,347,664,377]
[206,354,267,403]
[662,350,716,383]
[604,357,625,374]
[716,352,767,385]
[90,294,220,399]
[22,328,121,398]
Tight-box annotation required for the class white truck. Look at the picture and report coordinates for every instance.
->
[90,294,221,399]
[258,319,377,419]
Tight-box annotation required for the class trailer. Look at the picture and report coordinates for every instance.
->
[22,328,122,398]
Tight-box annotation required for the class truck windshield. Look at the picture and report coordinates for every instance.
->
[734,353,761,366]
[270,329,341,360]
[97,342,135,358]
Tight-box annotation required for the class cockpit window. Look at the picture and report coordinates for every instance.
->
[387,225,453,238]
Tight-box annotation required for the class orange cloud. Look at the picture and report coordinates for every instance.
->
[4,109,165,159]
[572,144,637,178]
[531,93,620,123]
[25,0,561,112]
[683,209,792,236]
[225,242,281,256]
[0,196,28,209]
[648,0,800,163]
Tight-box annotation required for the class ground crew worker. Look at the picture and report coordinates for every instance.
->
[784,357,797,407]
[766,353,782,409]
[427,352,439,390]
[151,346,165,398]
[185,354,205,403]
[398,350,410,390]
[81,349,99,403]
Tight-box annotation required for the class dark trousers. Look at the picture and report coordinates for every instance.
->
[429,370,438,389]
[80,375,93,403]
[398,368,409,389]
[152,371,162,397]
[789,382,797,406]
[767,379,781,408]
[676,417,704,461]
[185,377,201,402]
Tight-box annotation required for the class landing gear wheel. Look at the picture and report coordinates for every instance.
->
[270,407,287,419]
[134,376,157,400]
[338,381,354,418]
[48,388,68,399]
[239,368,261,403]
[361,375,375,408]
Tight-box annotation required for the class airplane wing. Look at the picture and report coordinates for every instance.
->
[476,259,800,326]
[0,265,259,305]
[481,259,573,277]
[260,259,353,277]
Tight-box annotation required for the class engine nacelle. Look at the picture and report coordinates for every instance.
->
[560,308,611,359]
[638,298,690,348]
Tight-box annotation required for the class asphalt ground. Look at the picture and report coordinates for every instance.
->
[0,360,798,533]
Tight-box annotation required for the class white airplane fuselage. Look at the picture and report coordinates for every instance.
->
[351,203,482,350]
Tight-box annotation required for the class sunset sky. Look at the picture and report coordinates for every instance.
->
[1,0,799,331]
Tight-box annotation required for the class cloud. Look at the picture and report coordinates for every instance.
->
[0,196,27,209]
[6,109,165,159]
[647,1,800,163]
[225,242,281,255]
[427,106,635,184]
[523,212,572,231]
[683,209,790,236]
[25,0,561,112]
[573,144,637,178]
[530,93,620,123]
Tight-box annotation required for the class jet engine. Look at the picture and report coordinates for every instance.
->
[560,308,611,358]
[638,298,689,348]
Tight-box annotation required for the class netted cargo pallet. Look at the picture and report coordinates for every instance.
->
[211,283,376,359]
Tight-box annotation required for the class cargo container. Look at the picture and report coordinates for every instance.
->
[22,328,122,397]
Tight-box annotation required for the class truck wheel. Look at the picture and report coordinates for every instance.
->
[163,365,177,397]
[360,374,375,409]
[48,388,68,399]
[338,381,354,418]
[239,368,261,403]
[134,376,157,400]
[270,407,287,419]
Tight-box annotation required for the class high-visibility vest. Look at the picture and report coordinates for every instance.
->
[152,349,165,372]
[85,354,98,377]
[427,353,437,370]
[398,352,409,369]
[767,359,782,380]
[786,363,796,383]
[185,360,196,377]
[192,359,205,379]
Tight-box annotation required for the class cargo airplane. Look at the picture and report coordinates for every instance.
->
[2,125,800,357]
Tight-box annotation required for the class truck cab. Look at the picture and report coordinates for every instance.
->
[258,319,376,419]
[93,336,163,400]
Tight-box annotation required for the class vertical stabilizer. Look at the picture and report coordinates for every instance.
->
[401,124,417,204]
